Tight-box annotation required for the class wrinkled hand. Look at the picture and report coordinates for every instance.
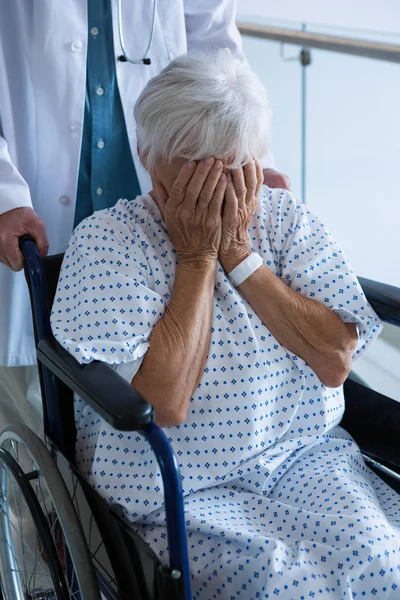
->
[219,160,263,272]
[164,158,227,266]
[0,207,49,271]
[263,168,291,190]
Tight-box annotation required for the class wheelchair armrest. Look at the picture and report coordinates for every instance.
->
[37,337,153,431]
[358,276,400,326]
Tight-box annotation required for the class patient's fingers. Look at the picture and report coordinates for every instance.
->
[208,173,227,217]
[197,160,224,210]
[222,173,237,221]
[254,160,263,197]
[243,160,257,205]
[168,160,197,208]
[184,158,216,209]
[231,167,247,206]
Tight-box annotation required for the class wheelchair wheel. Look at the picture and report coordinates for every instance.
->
[0,423,101,600]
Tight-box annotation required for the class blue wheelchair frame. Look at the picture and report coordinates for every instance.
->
[20,236,192,600]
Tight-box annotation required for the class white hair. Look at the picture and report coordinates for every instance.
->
[134,49,271,173]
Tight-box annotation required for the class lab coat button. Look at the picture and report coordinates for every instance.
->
[58,195,71,206]
[97,139,105,149]
[96,187,103,196]
[71,40,83,53]
[96,86,104,96]
[67,123,78,132]
[91,27,99,36]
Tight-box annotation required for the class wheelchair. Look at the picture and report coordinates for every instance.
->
[0,236,399,599]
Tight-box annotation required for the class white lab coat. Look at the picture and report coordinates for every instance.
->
[0,0,270,366]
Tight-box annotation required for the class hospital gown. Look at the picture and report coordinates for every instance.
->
[52,187,400,599]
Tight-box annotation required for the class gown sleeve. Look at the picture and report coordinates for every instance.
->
[184,0,244,58]
[51,211,166,366]
[262,187,382,360]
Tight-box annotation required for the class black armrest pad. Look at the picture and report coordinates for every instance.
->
[358,276,400,326]
[342,378,400,470]
[37,337,153,431]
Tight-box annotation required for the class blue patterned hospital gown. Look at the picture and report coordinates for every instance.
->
[52,187,400,599]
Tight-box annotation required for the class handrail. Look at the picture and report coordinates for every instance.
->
[237,22,400,63]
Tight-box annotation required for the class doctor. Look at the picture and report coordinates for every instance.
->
[0,0,289,434]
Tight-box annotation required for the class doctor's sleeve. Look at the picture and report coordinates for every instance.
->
[0,133,32,216]
[261,188,382,360]
[183,0,245,59]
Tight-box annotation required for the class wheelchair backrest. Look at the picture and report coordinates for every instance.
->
[21,238,76,461]
[43,252,66,308]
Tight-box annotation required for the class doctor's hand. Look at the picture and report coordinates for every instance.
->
[164,158,226,266]
[219,160,263,273]
[263,168,291,190]
[0,207,49,271]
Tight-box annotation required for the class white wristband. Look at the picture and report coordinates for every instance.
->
[228,252,263,287]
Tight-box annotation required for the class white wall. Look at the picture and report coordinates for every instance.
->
[237,0,400,35]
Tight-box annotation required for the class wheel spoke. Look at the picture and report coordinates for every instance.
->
[3,464,53,593]
[31,527,40,592]
[9,474,29,588]
[7,515,49,577]
[8,440,33,590]
[0,498,51,588]
[0,430,101,599]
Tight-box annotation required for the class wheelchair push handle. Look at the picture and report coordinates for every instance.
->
[19,235,53,341]
[19,235,47,276]
[19,233,37,250]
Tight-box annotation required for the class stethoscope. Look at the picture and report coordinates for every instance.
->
[117,0,158,65]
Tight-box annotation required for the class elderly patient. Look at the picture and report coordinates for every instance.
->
[52,50,400,599]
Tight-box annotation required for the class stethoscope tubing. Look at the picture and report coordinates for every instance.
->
[117,0,158,64]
